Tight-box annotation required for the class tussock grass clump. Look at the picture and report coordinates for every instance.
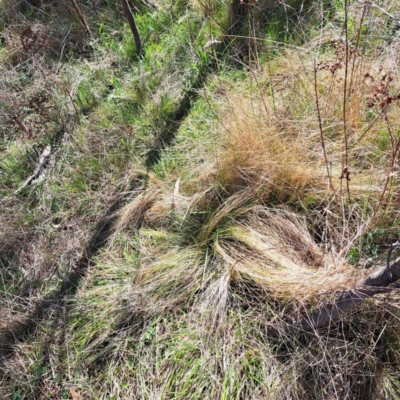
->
[212,92,321,203]
[207,35,400,227]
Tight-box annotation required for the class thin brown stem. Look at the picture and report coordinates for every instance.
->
[343,0,350,199]
[267,48,277,117]
[69,0,94,39]
[351,110,384,149]
[314,59,334,193]
[348,3,368,96]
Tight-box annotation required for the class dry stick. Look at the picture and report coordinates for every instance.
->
[385,112,397,170]
[68,0,94,39]
[0,145,52,204]
[373,174,393,225]
[390,119,400,166]
[120,0,143,57]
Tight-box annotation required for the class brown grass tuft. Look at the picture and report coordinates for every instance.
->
[213,92,321,203]
[113,188,161,234]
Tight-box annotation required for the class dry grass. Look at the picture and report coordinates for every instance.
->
[110,27,400,305]
[214,105,318,203]
[3,1,400,399]
[113,187,161,233]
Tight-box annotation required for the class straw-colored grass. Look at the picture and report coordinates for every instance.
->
[3,1,400,399]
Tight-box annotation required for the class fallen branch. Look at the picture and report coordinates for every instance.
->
[0,145,52,203]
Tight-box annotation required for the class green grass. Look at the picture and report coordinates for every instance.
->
[2,0,400,399]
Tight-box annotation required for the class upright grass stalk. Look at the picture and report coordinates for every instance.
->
[348,3,368,96]
[313,59,334,193]
[343,0,350,200]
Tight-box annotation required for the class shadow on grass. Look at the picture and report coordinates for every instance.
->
[0,41,236,397]
[0,193,127,359]
[0,57,217,371]
[144,54,219,169]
